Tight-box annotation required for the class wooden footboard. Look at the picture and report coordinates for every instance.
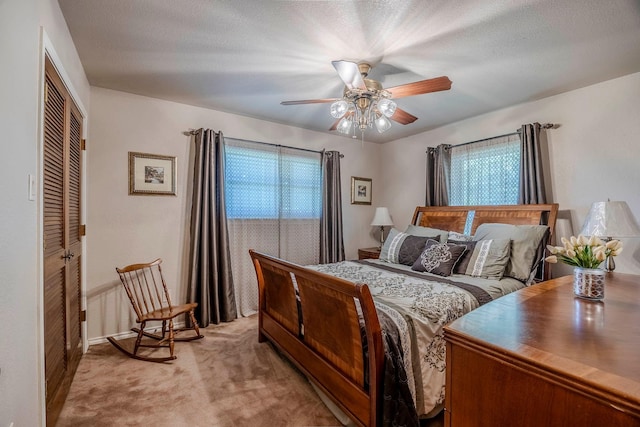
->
[249,250,384,427]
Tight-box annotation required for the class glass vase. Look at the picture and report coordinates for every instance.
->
[573,267,605,300]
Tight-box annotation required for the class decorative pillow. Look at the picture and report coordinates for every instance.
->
[411,239,468,277]
[404,224,449,243]
[379,228,439,266]
[448,240,478,274]
[459,238,511,280]
[447,231,474,242]
[473,224,549,282]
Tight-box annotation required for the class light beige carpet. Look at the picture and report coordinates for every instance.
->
[57,315,340,426]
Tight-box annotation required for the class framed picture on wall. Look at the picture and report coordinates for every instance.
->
[351,176,372,205]
[128,152,177,196]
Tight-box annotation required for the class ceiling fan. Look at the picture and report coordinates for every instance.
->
[281,60,452,136]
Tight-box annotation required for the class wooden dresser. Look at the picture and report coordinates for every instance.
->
[444,273,640,426]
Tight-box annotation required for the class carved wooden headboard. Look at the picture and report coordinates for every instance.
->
[411,204,559,238]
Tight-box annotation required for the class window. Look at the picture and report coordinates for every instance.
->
[224,138,323,317]
[449,134,521,206]
[225,143,322,219]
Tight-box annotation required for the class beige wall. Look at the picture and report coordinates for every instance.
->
[86,87,382,341]
[0,0,90,425]
[380,72,640,276]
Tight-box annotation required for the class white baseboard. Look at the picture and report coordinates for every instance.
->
[88,321,186,346]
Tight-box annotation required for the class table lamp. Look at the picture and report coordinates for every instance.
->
[371,207,394,248]
[580,201,640,271]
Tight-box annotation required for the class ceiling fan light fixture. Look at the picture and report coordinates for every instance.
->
[330,100,349,118]
[282,60,451,138]
[374,114,391,133]
[337,116,353,134]
[378,98,397,118]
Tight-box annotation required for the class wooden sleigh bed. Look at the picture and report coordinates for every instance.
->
[250,204,558,427]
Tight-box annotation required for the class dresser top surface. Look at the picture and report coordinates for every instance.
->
[445,272,640,399]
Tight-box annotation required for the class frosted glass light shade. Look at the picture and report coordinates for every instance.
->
[378,98,397,117]
[371,207,394,226]
[330,100,349,118]
[336,117,352,134]
[580,201,640,237]
[374,114,391,133]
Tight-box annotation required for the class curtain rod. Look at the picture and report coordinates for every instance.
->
[426,123,557,152]
[186,130,344,158]
[449,131,519,149]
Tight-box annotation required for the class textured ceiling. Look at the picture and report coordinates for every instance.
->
[58,0,640,143]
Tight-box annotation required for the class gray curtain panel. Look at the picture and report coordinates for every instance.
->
[188,129,237,326]
[320,150,345,263]
[425,144,452,206]
[519,123,547,204]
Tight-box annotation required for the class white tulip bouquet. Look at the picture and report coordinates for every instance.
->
[545,235,623,269]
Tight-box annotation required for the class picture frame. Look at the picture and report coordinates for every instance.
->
[128,151,177,196]
[351,176,372,205]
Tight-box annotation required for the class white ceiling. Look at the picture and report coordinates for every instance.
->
[58,0,640,143]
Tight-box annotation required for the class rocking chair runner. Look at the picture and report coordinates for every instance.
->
[107,258,204,362]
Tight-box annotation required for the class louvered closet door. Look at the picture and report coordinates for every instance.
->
[43,55,83,426]
[67,100,83,370]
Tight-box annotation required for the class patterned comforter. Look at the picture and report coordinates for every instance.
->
[308,259,526,419]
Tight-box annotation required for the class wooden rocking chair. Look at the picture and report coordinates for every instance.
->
[107,258,204,362]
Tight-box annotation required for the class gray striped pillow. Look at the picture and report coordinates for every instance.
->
[379,228,440,266]
[461,238,511,280]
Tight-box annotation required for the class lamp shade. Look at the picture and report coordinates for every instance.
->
[374,114,392,133]
[330,100,348,119]
[337,116,352,134]
[371,207,394,227]
[378,98,397,117]
[580,201,640,238]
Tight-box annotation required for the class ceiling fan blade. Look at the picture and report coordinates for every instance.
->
[386,76,452,98]
[281,98,340,105]
[332,60,367,90]
[391,108,418,125]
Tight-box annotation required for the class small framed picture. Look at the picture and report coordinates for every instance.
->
[128,152,177,196]
[351,176,372,205]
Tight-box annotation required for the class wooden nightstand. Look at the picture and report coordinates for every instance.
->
[444,273,640,426]
[358,247,381,260]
